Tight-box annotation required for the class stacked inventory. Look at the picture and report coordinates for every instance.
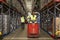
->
[56,17,60,37]
[10,16,16,32]
[12,17,16,30]
[10,17,14,32]
[3,15,10,35]
[10,16,13,32]
[40,0,60,38]
[0,0,23,37]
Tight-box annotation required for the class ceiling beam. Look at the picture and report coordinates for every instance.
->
[17,0,27,14]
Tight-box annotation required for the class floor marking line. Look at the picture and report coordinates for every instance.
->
[4,38,53,39]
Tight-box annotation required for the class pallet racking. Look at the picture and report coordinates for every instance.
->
[40,0,60,39]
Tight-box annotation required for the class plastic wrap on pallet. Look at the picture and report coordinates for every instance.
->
[10,17,16,32]
[12,18,16,30]
[13,18,16,30]
[10,17,14,32]
[10,24,13,32]
[3,15,10,35]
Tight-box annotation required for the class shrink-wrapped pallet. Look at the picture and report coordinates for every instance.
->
[10,17,14,32]
[3,15,10,35]
[10,17,16,32]
[12,18,16,30]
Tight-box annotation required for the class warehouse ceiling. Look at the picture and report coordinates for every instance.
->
[17,0,37,15]
[25,0,35,12]
[33,0,40,12]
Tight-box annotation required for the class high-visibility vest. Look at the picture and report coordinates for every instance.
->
[27,15,37,22]
[21,17,25,23]
[30,15,37,21]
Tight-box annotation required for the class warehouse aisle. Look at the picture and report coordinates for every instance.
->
[3,24,53,40]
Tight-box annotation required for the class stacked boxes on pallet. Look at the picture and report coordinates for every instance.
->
[13,18,16,30]
[10,17,14,32]
[11,18,16,30]
[0,0,24,36]
[40,0,60,38]
[2,15,18,35]
[56,17,60,37]
[10,17,16,32]
[3,15,10,35]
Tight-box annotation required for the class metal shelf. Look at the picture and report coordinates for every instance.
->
[40,0,60,39]
[0,1,21,37]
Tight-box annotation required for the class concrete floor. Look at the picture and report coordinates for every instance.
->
[3,24,53,40]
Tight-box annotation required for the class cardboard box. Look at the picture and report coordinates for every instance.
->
[56,17,60,36]
[56,17,60,31]
[3,15,10,35]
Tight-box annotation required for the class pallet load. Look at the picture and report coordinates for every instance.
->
[10,17,14,32]
[12,18,16,30]
[40,0,60,39]
[9,17,17,32]
[3,15,10,35]
[56,17,60,37]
